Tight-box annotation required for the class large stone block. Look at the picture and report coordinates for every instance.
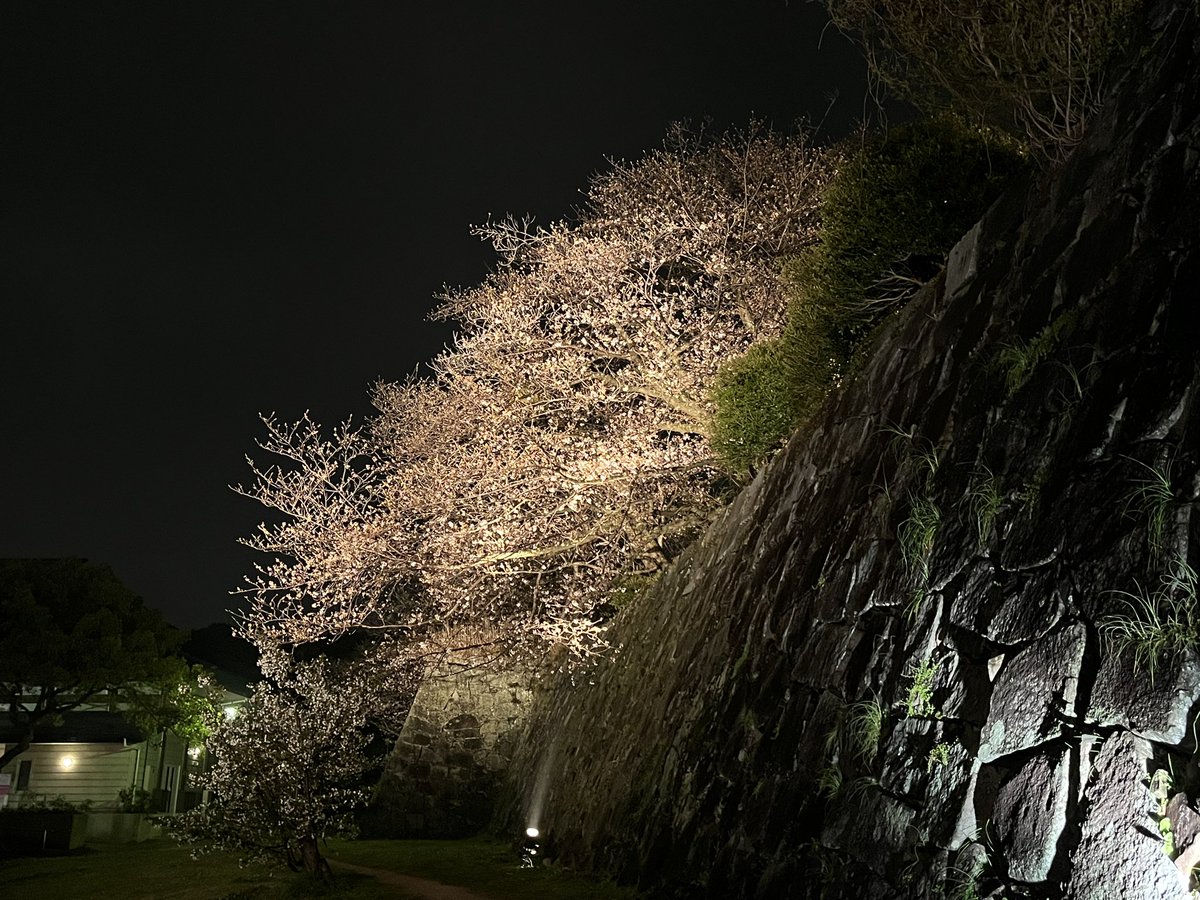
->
[1088,643,1200,744]
[991,746,1071,883]
[978,624,1086,763]
[1066,732,1187,900]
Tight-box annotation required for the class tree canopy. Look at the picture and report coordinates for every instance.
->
[235,124,835,662]
[0,558,183,769]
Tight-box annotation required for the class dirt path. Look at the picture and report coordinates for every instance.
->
[330,860,498,900]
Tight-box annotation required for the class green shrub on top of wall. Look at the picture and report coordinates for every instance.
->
[711,338,799,474]
[711,118,1026,472]
[799,117,1025,345]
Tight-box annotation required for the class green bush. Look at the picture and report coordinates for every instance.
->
[119,786,154,813]
[7,793,93,813]
[799,118,1024,343]
[711,119,1024,472]
[711,337,811,473]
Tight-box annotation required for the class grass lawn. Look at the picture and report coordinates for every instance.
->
[0,839,392,900]
[325,836,637,900]
[0,836,637,899]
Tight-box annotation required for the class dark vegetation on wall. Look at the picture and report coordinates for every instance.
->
[825,0,1143,157]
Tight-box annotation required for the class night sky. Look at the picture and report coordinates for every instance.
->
[2,1,874,630]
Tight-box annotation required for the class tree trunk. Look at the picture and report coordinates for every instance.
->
[291,834,333,881]
[0,729,33,770]
[155,728,169,811]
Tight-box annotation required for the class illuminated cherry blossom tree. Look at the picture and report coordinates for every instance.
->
[236,124,836,660]
[175,646,415,878]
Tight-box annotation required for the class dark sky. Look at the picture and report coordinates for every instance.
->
[1,1,873,630]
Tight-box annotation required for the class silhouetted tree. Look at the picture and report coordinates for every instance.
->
[0,558,182,768]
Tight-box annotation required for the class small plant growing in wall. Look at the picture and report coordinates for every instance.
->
[904,657,940,718]
[817,763,843,799]
[945,846,989,900]
[1052,359,1087,401]
[846,696,885,765]
[1099,553,1200,685]
[817,694,885,808]
[942,825,1000,900]
[964,466,1003,548]
[1150,768,1176,858]
[1123,454,1175,558]
[805,840,847,888]
[926,740,952,773]
[904,586,930,624]
[843,775,881,807]
[900,493,941,581]
[996,309,1078,398]
[1012,461,1052,522]
[885,428,942,619]
[900,498,940,623]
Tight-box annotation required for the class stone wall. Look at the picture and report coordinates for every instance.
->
[364,659,531,838]
[498,4,1200,897]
